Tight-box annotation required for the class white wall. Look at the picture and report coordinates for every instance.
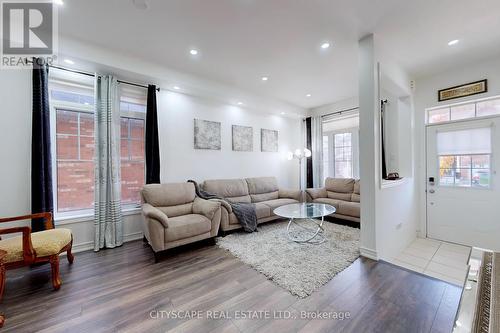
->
[358,34,419,261]
[0,40,303,253]
[158,92,300,186]
[414,56,500,237]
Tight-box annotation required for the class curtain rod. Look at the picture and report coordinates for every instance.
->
[27,59,160,92]
[320,107,359,118]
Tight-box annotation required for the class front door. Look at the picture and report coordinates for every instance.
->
[426,117,500,250]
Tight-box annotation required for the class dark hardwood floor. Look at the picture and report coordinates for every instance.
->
[1,239,461,333]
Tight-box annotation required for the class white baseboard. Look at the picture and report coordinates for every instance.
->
[72,231,144,253]
[360,246,378,261]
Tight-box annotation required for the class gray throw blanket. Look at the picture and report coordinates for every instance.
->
[188,180,258,232]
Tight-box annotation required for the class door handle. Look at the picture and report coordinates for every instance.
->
[429,189,435,194]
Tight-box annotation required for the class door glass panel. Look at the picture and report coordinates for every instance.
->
[439,168,455,185]
[439,156,455,169]
[454,168,471,187]
[472,155,490,168]
[472,169,490,188]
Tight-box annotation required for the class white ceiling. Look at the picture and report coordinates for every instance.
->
[58,0,500,109]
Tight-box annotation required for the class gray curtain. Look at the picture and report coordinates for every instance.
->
[311,115,324,187]
[94,75,123,251]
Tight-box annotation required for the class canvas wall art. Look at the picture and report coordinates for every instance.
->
[261,129,278,152]
[232,125,253,151]
[194,119,221,150]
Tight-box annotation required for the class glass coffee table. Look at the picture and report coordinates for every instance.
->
[273,203,336,244]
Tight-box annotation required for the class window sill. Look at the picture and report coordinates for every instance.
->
[55,206,142,226]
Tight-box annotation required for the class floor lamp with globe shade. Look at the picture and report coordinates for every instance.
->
[287,148,312,202]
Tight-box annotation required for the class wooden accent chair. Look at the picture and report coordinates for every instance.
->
[0,212,74,324]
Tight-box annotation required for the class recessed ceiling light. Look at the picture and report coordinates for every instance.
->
[237,102,243,105]
[280,112,285,115]
[189,49,199,55]
[173,86,180,90]
[261,76,269,81]
[63,59,74,65]
[448,39,459,46]
[320,42,330,49]
[53,0,64,5]
[306,94,311,97]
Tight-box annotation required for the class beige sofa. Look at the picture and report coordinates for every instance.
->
[141,182,221,261]
[306,178,360,223]
[201,177,301,233]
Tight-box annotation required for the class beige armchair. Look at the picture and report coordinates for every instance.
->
[141,183,221,262]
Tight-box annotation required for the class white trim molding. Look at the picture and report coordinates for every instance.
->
[360,246,379,261]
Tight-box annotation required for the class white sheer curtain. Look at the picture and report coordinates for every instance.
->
[311,115,324,187]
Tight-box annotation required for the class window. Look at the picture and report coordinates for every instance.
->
[333,132,353,178]
[50,70,147,217]
[437,127,492,188]
[55,109,95,212]
[427,97,500,124]
[322,135,329,178]
[119,87,147,207]
[120,117,145,206]
[439,155,490,188]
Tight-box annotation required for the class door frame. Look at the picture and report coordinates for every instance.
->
[424,114,500,240]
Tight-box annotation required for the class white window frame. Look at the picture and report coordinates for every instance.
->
[50,99,95,221]
[438,153,492,188]
[49,82,148,221]
[426,95,500,125]
[323,127,360,179]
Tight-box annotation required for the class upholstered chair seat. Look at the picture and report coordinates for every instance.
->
[0,228,72,264]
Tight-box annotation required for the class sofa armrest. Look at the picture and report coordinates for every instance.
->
[306,187,327,200]
[142,203,169,228]
[209,198,232,214]
[193,198,221,220]
[278,189,302,201]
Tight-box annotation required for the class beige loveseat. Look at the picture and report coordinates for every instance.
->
[201,177,301,233]
[306,178,360,223]
[141,183,221,261]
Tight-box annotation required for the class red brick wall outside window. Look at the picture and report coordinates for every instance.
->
[55,110,146,213]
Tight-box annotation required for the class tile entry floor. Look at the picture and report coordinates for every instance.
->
[389,238,471,286]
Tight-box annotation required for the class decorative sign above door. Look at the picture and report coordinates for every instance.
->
[438,79,487,102]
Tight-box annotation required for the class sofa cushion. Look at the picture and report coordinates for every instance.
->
[0,228,72,264]
[327,191,352,201]
[228,212,240,225]
[203,178,249,197]
[164,214,211,242]
[159,203,193,218]
[245,177,278,194]
[312,197,343,209]
[337,201,360,217]
[325,178,355,193]
[142,183,195,207]
[251,191,279,203]
[254,203,271,219]
[226,195,252,203]
[353,180,361,194]
[262,198,299,212]
[351,193,360,203]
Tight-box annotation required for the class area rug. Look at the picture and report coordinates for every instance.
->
[216,220,360,298]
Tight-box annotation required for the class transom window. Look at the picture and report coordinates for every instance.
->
[427,97,500,124]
